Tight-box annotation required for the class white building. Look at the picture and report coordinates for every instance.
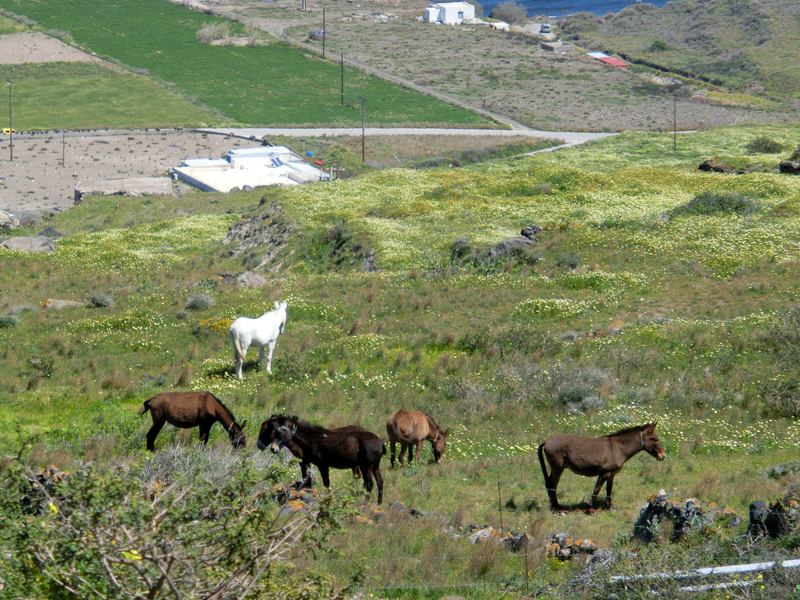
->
[173,146,329,193]
[424,2,476,25]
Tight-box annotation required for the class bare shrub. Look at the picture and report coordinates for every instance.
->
[185,292,215,311]
[761,380,800,418]
[196,22,231,44]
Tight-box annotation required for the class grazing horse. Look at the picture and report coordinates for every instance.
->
[139,391,247,451]
[538,422,665,511]
[386,409,449,467]
[257,415,386,504]
[229,301,288,380]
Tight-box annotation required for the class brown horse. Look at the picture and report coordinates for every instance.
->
[257,415,385,504]
[538,422,665,511]
[140,391,247,452]
[386,409,449,467]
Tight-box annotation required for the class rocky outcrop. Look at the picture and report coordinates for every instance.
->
[698,158,745,174]
[779,160,800,174]
[1,236,56,253]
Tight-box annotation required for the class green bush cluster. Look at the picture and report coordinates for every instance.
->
[671,190,760,216]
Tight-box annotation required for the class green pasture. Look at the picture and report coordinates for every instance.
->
[2,123,800,598]
[0,62,220,130]
[0,0,493,128]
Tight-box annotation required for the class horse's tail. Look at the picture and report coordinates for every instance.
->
[139,399,151,417]
[229,326,246,362]
[537,442,551,488]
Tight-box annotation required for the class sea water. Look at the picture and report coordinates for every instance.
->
[478,0,670,19]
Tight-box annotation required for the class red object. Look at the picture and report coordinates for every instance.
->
[596,57,627,68]
[315,160,324,166]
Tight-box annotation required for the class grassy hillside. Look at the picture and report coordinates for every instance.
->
[559,0,800,100]
[2,123,800,597]
[0,0,494,128]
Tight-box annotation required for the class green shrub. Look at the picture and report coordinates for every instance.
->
[450,236,472,260]
[672,191,760,216]
[649,40,669,52]
[556,251,582,269]
[490,1,527,25]
[185,293,215,311]
[746,136,784,154]
[0,315,20,328]
[89,293,113,308]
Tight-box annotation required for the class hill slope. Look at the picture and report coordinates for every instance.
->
[559,0,800,100]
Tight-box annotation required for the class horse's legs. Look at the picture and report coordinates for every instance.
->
[399,442,409,466]
[362,467,374,501]
[590,473,614,508]
[604,475,615,508]
[414,440,424,464]
[145,419,165,451]
[265,340,277,374]
[319,466,331,488]
[198,421,212,446]
[389,439,397,467]
[374,466,384,505]
[548,466,564,510]
[300,462,313,488]
[255,345,264,373]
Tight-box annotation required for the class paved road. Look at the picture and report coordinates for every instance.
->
[198,127,616,148]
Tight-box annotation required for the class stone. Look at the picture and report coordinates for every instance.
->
[1,235,55,253]
[236,271,269,288]
[43,299,84,309]
[488,236,534,258]
[38,226,63,238]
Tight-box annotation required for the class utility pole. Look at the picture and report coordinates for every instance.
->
[358,96,366,163]
[322,7,326,59]
[6,80,13,162]
[673,92,677,152]
[340,53,344,106]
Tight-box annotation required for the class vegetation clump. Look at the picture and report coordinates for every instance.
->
[89,293,113,308]
[746,136,784,154]
[490,1,528,26]
[671,190,760,216]
[185,293,215,311]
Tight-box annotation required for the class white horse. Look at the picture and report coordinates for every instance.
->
[229,301,288,380]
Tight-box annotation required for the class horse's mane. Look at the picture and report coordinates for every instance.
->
[424,411,443,433]
[212,393,238,424]
[608,423,653,437]
[272,414,324,433]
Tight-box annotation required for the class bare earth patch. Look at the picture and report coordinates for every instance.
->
[0,32,105,65]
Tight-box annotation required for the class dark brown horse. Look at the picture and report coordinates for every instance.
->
[257,415,385,504]
[538,422,665,510]
[386,409,449,467]
[140,391,247,452]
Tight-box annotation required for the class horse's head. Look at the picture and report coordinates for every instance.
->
[642,422,666,461]
[257,415,295,453]
[432,428,449,463]
[257,416,278,452]
[229,419,247,449]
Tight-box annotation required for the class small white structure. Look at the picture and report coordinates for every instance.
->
[172,146,329,193]
[424,2,476,25]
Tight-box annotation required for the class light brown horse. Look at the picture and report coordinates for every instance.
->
[140,391,247,451]
[386,409,449,467]
[538,422,665,511]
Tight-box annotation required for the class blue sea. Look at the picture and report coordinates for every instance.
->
[478,0,670,19]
